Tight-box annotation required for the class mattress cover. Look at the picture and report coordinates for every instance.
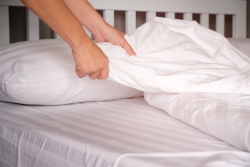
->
[0,98,250,167]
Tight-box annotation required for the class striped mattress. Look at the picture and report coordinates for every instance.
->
[0,98,249,167]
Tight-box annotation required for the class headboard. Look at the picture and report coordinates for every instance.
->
[0,0,247,46]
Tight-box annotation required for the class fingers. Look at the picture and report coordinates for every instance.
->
[89,66,108,80]
[73,40,109,80]
[118,31,136,56]
[89,70,102,80]
[122,40,136,56]
[75,65,86,78]
[98,66,109,80]
[76,65,109,80]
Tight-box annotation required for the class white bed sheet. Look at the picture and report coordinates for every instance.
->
[0,98,249,167]
[107,18,250,95]
[228,38,250,57]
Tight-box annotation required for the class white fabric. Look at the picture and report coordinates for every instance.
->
[0,98,250,167]
[103,17,250,152]
[228,38,250,57]
[0,18,249,105]
[0,40,143,105]
[144,92,250,152]
[107,18,250,94]
[1,17,250,157]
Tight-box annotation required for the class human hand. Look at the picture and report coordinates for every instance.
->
[72,38,109,80]
[92,23,136,56]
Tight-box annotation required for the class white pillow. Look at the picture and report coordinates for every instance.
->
[0,40,143,105]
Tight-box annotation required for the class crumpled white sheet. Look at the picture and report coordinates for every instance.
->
[144,92,250,152]
[95,17,250,153]
[101,17,250,94]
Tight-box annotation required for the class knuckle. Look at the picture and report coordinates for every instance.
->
[103,59,109,66]
[89,73,96,79]
[96,66,103,71]
[76,73,84,78]
[75,70,86,78]
[102,75,108,79]
[101,72,108,79]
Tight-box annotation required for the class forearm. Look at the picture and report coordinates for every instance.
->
[63,0,107,36]
[21,0,91,49]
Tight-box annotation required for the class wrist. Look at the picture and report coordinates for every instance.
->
[69,32,92,51]
[90,21,109,38]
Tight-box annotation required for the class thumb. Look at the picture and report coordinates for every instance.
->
[97,66,109,80]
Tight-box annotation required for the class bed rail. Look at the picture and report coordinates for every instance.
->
[0,0,247,46]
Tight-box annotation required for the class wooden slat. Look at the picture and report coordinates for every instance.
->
[232,14,246,38]
[166,12,175,19]
[103,10,114,26]
[200,14,209,28]
[216,14,225,36]
[184,13,192,21]
[27,9,39,41]
[0,6,10,45]
[0,0,246,42]
[126,11,136,35]
[146,11,156,21]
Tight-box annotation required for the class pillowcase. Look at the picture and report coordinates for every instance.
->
[0,40,143,105]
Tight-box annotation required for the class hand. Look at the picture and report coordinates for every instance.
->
[93,23,136,56]
[72,38,109,80]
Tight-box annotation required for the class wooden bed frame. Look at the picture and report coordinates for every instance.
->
[0,0,247,46]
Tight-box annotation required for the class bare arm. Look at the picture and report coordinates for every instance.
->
[63,0,106,37]
[63,0,136,55]
[21,0,109,79]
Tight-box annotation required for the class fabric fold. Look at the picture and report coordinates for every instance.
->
[104,17,250,94]
[101,17,250,152]
[144,92,250,152]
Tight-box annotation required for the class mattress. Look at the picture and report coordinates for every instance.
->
[0,97,250,167]
[1,38,250,167]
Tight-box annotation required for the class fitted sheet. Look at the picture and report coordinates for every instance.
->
[0,98,250,167]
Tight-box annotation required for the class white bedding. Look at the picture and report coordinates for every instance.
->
[107,18,250,94]
[0,98,250,167]
[145,92,250,152]
[0,17,250,167]
[227,38,250,57]
[0,40,142,105]
[105,17,250,153]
